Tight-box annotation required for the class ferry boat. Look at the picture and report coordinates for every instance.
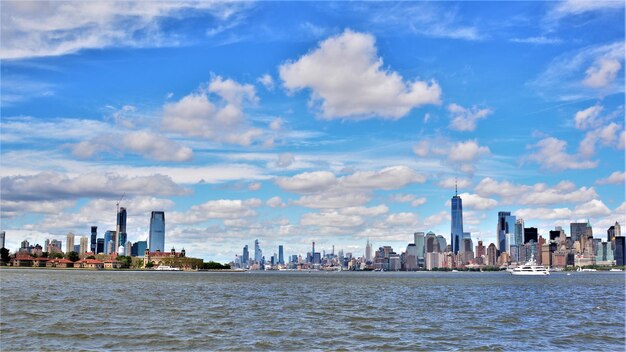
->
[154,265,180,271]
[510,256,549,276]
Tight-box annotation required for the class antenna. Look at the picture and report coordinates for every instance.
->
[455,177,458,196]
[116,192,126,214]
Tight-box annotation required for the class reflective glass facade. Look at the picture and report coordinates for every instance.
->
[450,196,463,253]
[149,211,165,252]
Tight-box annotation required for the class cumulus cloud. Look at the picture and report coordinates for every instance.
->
[279,29,441,120]
[300,211,364,228]
[276,153,295,168]
[292,192,371,209]
[162,76,262,146]
[453,192,498,210]
[424,211,449,227]
[475,177,598,206]
[597,171,626,185]
[72,130,193,162]
[169,198,261,225]
[340,205,389,216]
[341,166,426,190]
[269,117,283,131]
[514,199,611,221]
[578,122,622,157]
[574,104,604,130]
[248,182,262,191]
[266,196,285,208]
[447,103,492,132]
[437,177,471,190]
[526,137,597,171]
[583,58,622,88]
[1,199,75,218]
[412,138,490,174]
[1,172,188,201]
[1,1,245,59]
[275,171,337,193]
[258,74,275,90]
[385,212,418,226]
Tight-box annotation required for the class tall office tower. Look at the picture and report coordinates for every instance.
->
[0,231,5,249]
[149,211,165,252]
[497,212,516,253]
[254,239,261,263]
[614,236,625,266]
[413,232,425,266]
[66,233,75,253]
[524,227,539,244]
[607,222,621,243]
[450,188,464,254]
[312,241,315,258]
[242,245,249,265]
[436,235,447,253]
[570,222,592,242]
[104,230,114,254]
[475,240,485,258]
[365,239,372,262]
[115,207,127,253]
[124,241,132,256]
[131,241,147,257]
[425,232,440,253]
[79,236,89,254]
[278,245,284,265]
[96,238,105,254]
[486,243,498,266]
[90,226,97,253]
[515,218,524,246]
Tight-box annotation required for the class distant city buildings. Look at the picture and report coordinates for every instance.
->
[450,186,464,254]
[149,211,165,252]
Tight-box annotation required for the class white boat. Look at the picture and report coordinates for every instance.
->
[155,265,180,271]
[510,256,549,276]
[609,268,623,272]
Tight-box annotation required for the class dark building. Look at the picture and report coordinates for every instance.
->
[131,241,148,257]
[570,222,592,242]
[524,227,538,244]
[96,238,105,254]
[614,236,625,266]
[278,245,284,265]
[242,245,249,265]
[549,230,561,241]
[90,226,97,253]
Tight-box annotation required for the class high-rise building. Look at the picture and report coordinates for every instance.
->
[0,231,5,249]
[524,227,538,244]
[131,241,147,257]
[90,226,97,254]
[242,245,249,265]
[116,207,127,253]
[79,236,89,254]
[608,222,621,243]
[486,243,498,266]
[515,218,524,246]
[614,236,625,266]
[149,211,165,252]
[278,245,284,265]
[66,233,75,253]
[365,239,372,262]
[254,239,261,263]
[497,212,516,253]
[413,232,425,267]
[104,230,114,254]
[450,188,464,254]
[425,232,440,253]
[96,238,105,254]
[570,222,592,242]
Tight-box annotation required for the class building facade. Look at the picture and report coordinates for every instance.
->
[149,211,165,252]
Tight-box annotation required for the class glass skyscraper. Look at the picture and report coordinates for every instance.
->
[450,192,464,254]
[254,239,262,263]
[90,226,97,253]
[278,245,284,265]
[149,211,165,252]
[116,207,127,252]
[497,212,516,253]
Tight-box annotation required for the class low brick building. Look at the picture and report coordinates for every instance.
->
[46,258,74,268]
[74,259,103,269]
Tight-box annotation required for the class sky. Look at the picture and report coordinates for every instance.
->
[1,1,624,262]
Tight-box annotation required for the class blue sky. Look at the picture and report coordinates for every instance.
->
[1,1,624,262]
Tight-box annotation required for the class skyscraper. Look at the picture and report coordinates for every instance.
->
[570,222,592,242]
[79,236,89,254]
[450,187,464,254]
[90,226,97,253]
[66,233,75,254]
[497,212,516,253]
[278,245,284,265]
[116,207,127,253]
[104,230,114,254]
[514,219,524,246]
[413,232,425,267]
[149,211,165,252]
[1,231,6,249]
[242,245,249,265]
[254,239,261,263]
[365,239,372,262]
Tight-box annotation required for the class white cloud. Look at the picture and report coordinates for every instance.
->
[276,153,295,168]
[340,205,389,216]
[437,177,471,190]
[292,192,371,209]
[596,171,626,185]
[412,138,490,174]
[300,211,364,228]
[258,74,275,90]
[72,130,193,162]
[475,177,598,206]
[549,0,625,20]
[526,137,597,171]
[411,198,427,207]
[1,172,188,201]
[169,198,261,225]
[578,122,622,158]
[424,211,449,227]
[583,58,622,88]
[275,171,337,193]
[279,29,441,120]
[162,76,262,146]
[574,104,604,130]
[269,117,283,131]
[1,199,75,218]
[341,166,426,190]
[454,193,498,210]
[266,196,285,208]
[412,140,430,157]
[448,140,490,163]
[510,36,562,45]
[248,182,262,191]
[0,1,246,59]
[385,212,418,226]
[514,199,611,221]
[447,103,492,132]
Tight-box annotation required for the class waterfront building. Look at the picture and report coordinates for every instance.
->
[104,230,114,254]
[450,188,464,254]
[96,238,105,254]
[514,219,524,247]
[615,236,625,266]
[570,222,592,243]
[46,258,74,268]
[524,227,538,244]
[608,222,621,245]
[460,237,474,264]
[66,233,75,254]
[486,243,497,266]
[279,245,284,265]
[90,226,97,254]
[365,239,372,262]
[595,241,615,266]
[125,241,132,257]
[115,207,127,253]
[74,245,80,253]
[149,211,165,252]
[413,232,425,267]
[74,258,104,269]
[79,236,89,255]
[497,212,516,253]
[436,235,447,253]
[254,239,262,263]
[425,232,440,253]
[389,254,401,271]
[131,241,148,257]
[405,243,418,270]
[0,231,5,248]
[242,245,249,266]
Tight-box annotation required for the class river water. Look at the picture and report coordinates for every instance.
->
[1,269,624,351]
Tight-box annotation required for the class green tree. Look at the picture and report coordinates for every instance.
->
[86,255,96,259]
[0,248,10,264]
[145,261,154,268]
[202,261,231,270]
[67,251,80,262]
[53,252,64,259]
[120,256,132,268]
[40,252,49,258]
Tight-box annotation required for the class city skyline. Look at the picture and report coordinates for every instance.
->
[1,1,625,262]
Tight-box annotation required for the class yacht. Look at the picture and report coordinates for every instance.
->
[154,265,180,271]
[510,256,549,276]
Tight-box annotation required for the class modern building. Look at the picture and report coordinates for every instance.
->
[413,232,425,268]
[278,245,284,265]
[242,245,249,266]
[365,239,372,262]
[149,211,165,252]
[254,239,262,263]
[514,218,524,247]
[615,236,625,266]
[96,238,105,254]
[524,227,538,244]
[131,241,148,257]
[66,233,75,254]
[90,226,97,254]
[486,243,498,266]
[79,235,89,255]
[608,222,621,243]
[104,230,115,254]
[570,222,592,243]
[497,212,515,253]
[0,231,5,249]
[450,189,464,254]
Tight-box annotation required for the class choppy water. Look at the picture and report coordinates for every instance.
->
[1,269,625,351]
